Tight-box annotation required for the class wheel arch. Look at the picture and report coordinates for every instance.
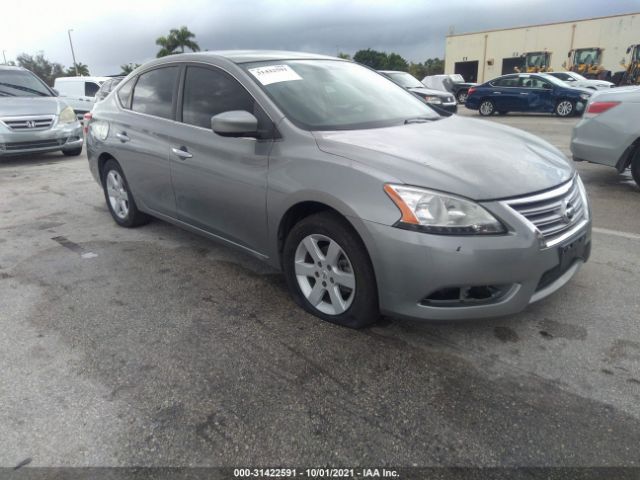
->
[97,152,118,186]
[616,137,640,173]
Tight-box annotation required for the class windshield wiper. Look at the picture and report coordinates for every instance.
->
[0,90,16,97]
[0,82,49,96]
[404,116,439,124]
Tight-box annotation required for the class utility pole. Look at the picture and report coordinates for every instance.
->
[67,29,79,76]
[2,50,6,64]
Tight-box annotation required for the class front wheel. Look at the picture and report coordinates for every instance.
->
[479,99,495,116]
[283,212,378,328]
[62,146,82,156]
[631,153,640,189]
[555,99,575,117]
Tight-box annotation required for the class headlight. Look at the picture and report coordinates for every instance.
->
[423,96,443,104]
[579,93,590,101]
[384,184,506,235]
[58,106,77,124]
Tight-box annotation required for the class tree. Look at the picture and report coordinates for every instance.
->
[120,63,141,75]
[337,52,351,60]
[65,62,90,76]
[16,52,66,86]
[156,26,200,57]
[408,58,445,79]
[386,53,408,71]
[353,48,389,70]
[353,49,409,71]
[169,26,200,53]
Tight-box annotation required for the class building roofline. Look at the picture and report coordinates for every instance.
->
[447,11,639,38]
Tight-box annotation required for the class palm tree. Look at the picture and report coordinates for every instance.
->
[169,26,200,53]
[66,62,89,76]
[120,63,141,75]
[155,35,176,58]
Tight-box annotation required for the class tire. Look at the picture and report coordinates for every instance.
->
[555,99,575,117]
[456,90,468,104]
[631,153,640,189]
[283,212,379,328]
[101,159,151,228]
[478,99,495,116]
[62,146,82,156]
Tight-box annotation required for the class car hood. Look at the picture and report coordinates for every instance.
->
[314,115,574,200]
[575,80,614,89]
[408,87,455,99]
[0,96,67,116]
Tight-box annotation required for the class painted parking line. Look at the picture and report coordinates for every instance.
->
[51,235,99,259]
[593,227,640,241]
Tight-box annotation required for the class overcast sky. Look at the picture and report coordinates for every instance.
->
[1,0,638,75]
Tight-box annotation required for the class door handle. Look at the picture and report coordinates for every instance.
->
[171,147,193,159]
[492,91,501,94]
[520,92,529,95]
[116,132,130,143]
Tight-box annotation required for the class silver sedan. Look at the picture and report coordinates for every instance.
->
[86,51,591,327]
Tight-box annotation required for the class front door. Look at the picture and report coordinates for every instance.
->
[168,65,274,254]
[519,75,555,112]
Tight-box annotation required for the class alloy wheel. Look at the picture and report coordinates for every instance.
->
[294,234,356,315]
[479,101,494,115]
[106,170,129,219]
[556,100,573,117]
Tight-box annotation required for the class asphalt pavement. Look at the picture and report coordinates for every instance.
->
[0,109,639,468]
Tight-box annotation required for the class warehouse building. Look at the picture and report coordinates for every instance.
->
[445,12,639,83]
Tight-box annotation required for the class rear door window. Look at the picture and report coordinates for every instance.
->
[494,77,519,87]
[131,67,179,119]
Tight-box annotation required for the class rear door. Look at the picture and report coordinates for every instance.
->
[108,66,179,217]
[167,64,274,253]
[490,75,524,111]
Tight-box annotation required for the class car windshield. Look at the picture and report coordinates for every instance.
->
[386,72,424,89]
[243,60,439,130]
[0,70,52,97]
[570,72,587,81]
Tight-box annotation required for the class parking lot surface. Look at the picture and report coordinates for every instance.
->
[1,109,639,467]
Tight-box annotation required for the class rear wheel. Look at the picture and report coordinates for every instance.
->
[456,90,468,104]
[479,99,495,116]
[555,99,575,117]
[101,159,151,228]
[283,212,378,328]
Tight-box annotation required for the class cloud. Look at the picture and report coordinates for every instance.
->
[1,0,638,75]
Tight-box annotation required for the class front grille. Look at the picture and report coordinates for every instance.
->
[1,115,55,131]
[505,176,588,247]
[1,138,64,152]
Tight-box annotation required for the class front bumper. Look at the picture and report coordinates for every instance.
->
[0,121,83,156]
[361,202,591,321]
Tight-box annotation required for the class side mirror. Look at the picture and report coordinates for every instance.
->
[211,110,258,137]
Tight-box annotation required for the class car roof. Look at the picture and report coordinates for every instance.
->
[55,76,111,82]
[185,50,338,64]
[378,70,410,74]
[0,65,27,71]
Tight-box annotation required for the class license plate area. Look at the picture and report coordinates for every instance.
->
[558,234,587,273]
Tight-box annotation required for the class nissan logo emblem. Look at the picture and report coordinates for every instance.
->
[560,199,575,223]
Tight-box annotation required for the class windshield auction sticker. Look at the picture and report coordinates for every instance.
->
[248,65,302,85]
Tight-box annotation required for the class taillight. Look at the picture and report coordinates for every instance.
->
[585,101,620,116]
[467,87,476,96]
[83,112,92,134]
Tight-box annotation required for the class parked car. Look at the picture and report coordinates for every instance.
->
[465,73,592,117]
[378,70,457,114]
[54,76,111,117]
[571,86,640,187]
[86,51,591,327]
[0,66,83,157]
[545,71,614,90]
[95,76,124,102]
[422,74,478,103]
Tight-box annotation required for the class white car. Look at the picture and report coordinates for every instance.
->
[53,76,111,117]
[544,72,614,90]
[571,86,640,187]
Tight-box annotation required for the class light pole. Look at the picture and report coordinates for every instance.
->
[67,29,78,76]
[2,50,6,65]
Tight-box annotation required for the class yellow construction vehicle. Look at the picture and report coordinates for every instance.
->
[564,47,610,80]
[619,44,640,85]
[514,51,552,73]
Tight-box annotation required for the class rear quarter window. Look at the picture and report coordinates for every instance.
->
[116,77,135,108]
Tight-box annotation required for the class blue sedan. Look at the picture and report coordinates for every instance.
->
[465,73,592,117]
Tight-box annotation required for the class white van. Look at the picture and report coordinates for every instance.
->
[53,76,111,117]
